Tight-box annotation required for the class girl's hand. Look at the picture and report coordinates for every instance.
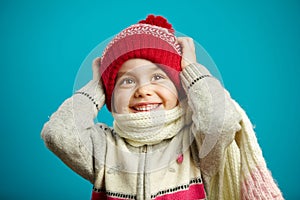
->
[177,37,197,70]
[92,57,105,98]
[92,57,101,81]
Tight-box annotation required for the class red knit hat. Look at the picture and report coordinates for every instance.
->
[100,15,183,111]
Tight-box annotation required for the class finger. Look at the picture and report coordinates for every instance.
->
[177,37,188,47]
[177,37,197,68]
[186,37,195,50]
[177,37,194,52]
[182,37,195,50]
[92,57,101,80]
[177,38,187,54]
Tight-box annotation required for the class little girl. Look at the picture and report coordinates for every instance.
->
[41,15,283,199]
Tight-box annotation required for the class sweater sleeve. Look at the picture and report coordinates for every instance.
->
[41,80,106,183]
[180,63,242,176]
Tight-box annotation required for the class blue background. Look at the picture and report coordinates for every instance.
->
[1,0,299,199]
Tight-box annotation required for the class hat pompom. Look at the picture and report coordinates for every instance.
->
[139,15,174,34]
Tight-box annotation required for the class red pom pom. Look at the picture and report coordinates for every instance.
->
[139,14,174,34]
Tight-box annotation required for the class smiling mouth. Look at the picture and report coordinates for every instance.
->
[131,103,161,112]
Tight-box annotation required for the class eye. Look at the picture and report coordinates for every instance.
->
[152,73,166,81]
[119,78,135,85]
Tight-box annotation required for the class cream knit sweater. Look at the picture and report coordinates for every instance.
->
[41,63,284,199]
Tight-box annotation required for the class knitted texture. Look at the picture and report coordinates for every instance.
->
[207,142,241,200]
[180,63,243,159]
[74,80,105,129]
[100,15,183,111]
[113,106,185,147]
[180,63,284,199]
[202,101,284,200]
[42,61,284,199]
[235,103,284,200]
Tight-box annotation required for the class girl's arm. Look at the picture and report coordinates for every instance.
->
[178,37,242,175]
[178,38,283,199]
[41,58,106,183]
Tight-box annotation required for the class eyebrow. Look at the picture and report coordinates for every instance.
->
[116,65,164,80]
[115,71,135,81]
[116,71,126,79]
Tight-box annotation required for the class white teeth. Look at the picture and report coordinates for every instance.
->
[134,104,159,111]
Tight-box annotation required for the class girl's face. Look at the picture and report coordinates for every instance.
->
[112,58,179,114]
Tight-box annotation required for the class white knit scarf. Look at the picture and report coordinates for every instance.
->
[112,106,185,147]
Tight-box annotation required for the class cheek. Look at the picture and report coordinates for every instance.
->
[166,93,179,108]
[112,90,132,113]
[156,84,179,108]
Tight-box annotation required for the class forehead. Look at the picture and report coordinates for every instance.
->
[119,58,162,73]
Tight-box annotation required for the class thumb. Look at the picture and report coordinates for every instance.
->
[92,57,101,81]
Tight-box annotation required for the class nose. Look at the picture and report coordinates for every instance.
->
[134,84,154,98]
